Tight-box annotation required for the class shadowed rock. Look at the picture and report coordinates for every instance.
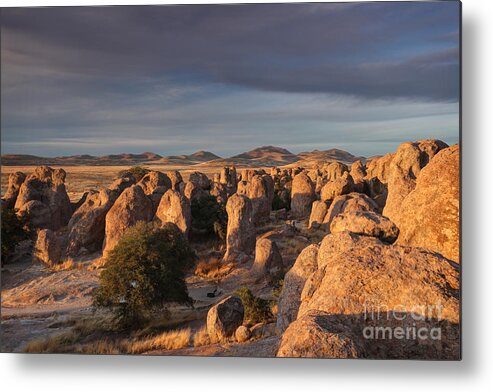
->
[277,244,319,333]
[207,296,244,342]
[34,229,62,266]
[290,172,315,219]
[67,189,117,256]
[251,238,283,277]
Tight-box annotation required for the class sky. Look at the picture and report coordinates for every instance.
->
[1,2,460,158]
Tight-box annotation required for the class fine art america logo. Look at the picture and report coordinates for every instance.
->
[362,303,444,341]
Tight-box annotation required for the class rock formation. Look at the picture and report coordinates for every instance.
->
[34,229,62,266]
[251,238,284,277]
[277,244,319,332]
[2,172,26,208]
[224,194,255,262]
[103,185,153,258]
[395,145,460,262]
[290,172,315,219]
[207,296,245,342]
[67,189,117,256]
[383,140,448,224]
[155,189,191,237]
[14,166,72,230]
[277,232,460,359]
[330,210,399,243]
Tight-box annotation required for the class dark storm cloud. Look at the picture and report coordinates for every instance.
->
[2,2,459,100]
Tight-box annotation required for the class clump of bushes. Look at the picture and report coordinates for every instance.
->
[272,178,291,211]
[1,205,31,266]
[190,194,227,241]
[118,166,150,182]
[93,221,195,328]
[236,287,273,324]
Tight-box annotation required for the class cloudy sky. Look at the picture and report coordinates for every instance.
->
[1,2,460,157]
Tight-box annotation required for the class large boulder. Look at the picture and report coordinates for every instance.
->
[308,200,329,229]
[67,189,117,256]
[14,166,72,230]
[322,192,379,230]
[320,172,354,202]
[251,238,284,277]
[280,232,460,359]
[34,229,62,266]
[2,172,26,208]
[183,181,207,203]
[137,171,171,195]
[103,185,153,257]
[207,296,245,342]
[224,194,255,261]
[277,310,364,358]
[365,153,394,183]
[276,244,319,332]
[396,145,459,262]
[247,175,272,225]
[108,173,136,194]
[166,170,183,191]
[324,162,348,182]
[155,189,191,237]
[330,210,399,243]
[290,173,315,219]
[383,140,448,224]
[350,160,366,182]
[188,171,210,190]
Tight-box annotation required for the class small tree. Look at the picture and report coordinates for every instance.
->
[118,166,150,182]
[1,205,30,266]
[236,287,273,324]
[190,194,227,241]
[93,221,195,328]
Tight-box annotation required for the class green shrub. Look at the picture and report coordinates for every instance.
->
[93,221,195,328]
[118,166,150,182]
[235,287,273,324]
[190,194,227,241]
[1,205,30,266]
[272,178,291,211]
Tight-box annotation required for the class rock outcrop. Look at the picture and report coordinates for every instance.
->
[320,172,354,202]
[224,194,255,261]
[251,238,284,277]
[383,140,448,224]
[322,192,379,230]
[2,172,26,208]
[290,173,315,219]
[103,185,153,257]
[330,210,399,243]
[188,171,210,190]
[155,189,191,237]
[277,244,319,332]
[67,189,117,256]
[14,166,72,230]
[207,296,245,342]
[396,145,460,262]
[34,229,62,266]
[308,201,329,229]
[277,232,460,359]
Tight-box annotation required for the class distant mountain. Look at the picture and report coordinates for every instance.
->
[1,147,363,168]
[205,146,300,167]
[290,148,365,168]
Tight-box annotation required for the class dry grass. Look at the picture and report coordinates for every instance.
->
[127,328,192,354]
[194,257,232,280]
[24,330,81,353]
[49,259,75,271]
[192,326,211,347]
